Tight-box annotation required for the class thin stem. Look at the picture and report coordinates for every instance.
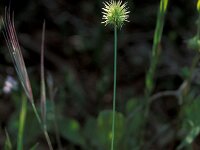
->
[111,25,117,150]
[31,102,53,150]
[144,0,168,118]
[31,102,42,125]
[44,125,54,150]
[17,94,27,150]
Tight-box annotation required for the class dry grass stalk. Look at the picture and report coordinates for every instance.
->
[2,8,34,103]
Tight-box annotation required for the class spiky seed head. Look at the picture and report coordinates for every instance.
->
[102,0,130,28]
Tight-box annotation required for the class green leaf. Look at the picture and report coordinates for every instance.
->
[187,36,200,51]
[97,110,125,150]
[180,67,190,79]
[185,126,200,144]
[83,117,99,149]
[179,97,200,149]
[10,106,41,146]
[178,123,200,150]
[124,107,144,149]
[125,98,139,114]
[59,118,85,146]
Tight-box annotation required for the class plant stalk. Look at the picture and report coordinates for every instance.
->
[31,102,53,150]
[111,25,117,150]
[44,125,54,150]
[144,0,168,117]
[17,94,27,150]
[31,102,42,124]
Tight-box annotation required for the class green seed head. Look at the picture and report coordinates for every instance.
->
[102,0,130,28]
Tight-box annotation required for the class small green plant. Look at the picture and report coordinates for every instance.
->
[102,1,130,150]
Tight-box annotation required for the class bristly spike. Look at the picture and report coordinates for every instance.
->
[102,0,130,28]
[2,8,34,103]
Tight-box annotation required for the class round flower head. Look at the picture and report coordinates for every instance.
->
[102,0,130,28]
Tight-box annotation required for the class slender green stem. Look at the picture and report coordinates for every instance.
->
[111,26,117,150]
[17,95,27,150]
[31,102,42,125]
[141,1,168,148]
[31,102,53,150]
[144,0,168,118]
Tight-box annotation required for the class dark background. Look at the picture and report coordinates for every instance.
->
[0,0,199,149]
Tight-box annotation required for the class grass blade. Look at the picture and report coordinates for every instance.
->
[40,20,46,124]
[17,94,27,150]
[4,129,12,150]
[40,21,54,150]
[144,0,169,115]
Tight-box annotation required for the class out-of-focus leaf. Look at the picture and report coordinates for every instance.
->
[96,110,125,150]
[83,117,99,149]
[59,118,85,146]
[83,117,97,142]
[180,67,190,79]
[123,107,143,149]
[8,105,41,147]
[179,97,200,149]
[187,36,200,51]
[125,98,139,114]
[178,121,200,150]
